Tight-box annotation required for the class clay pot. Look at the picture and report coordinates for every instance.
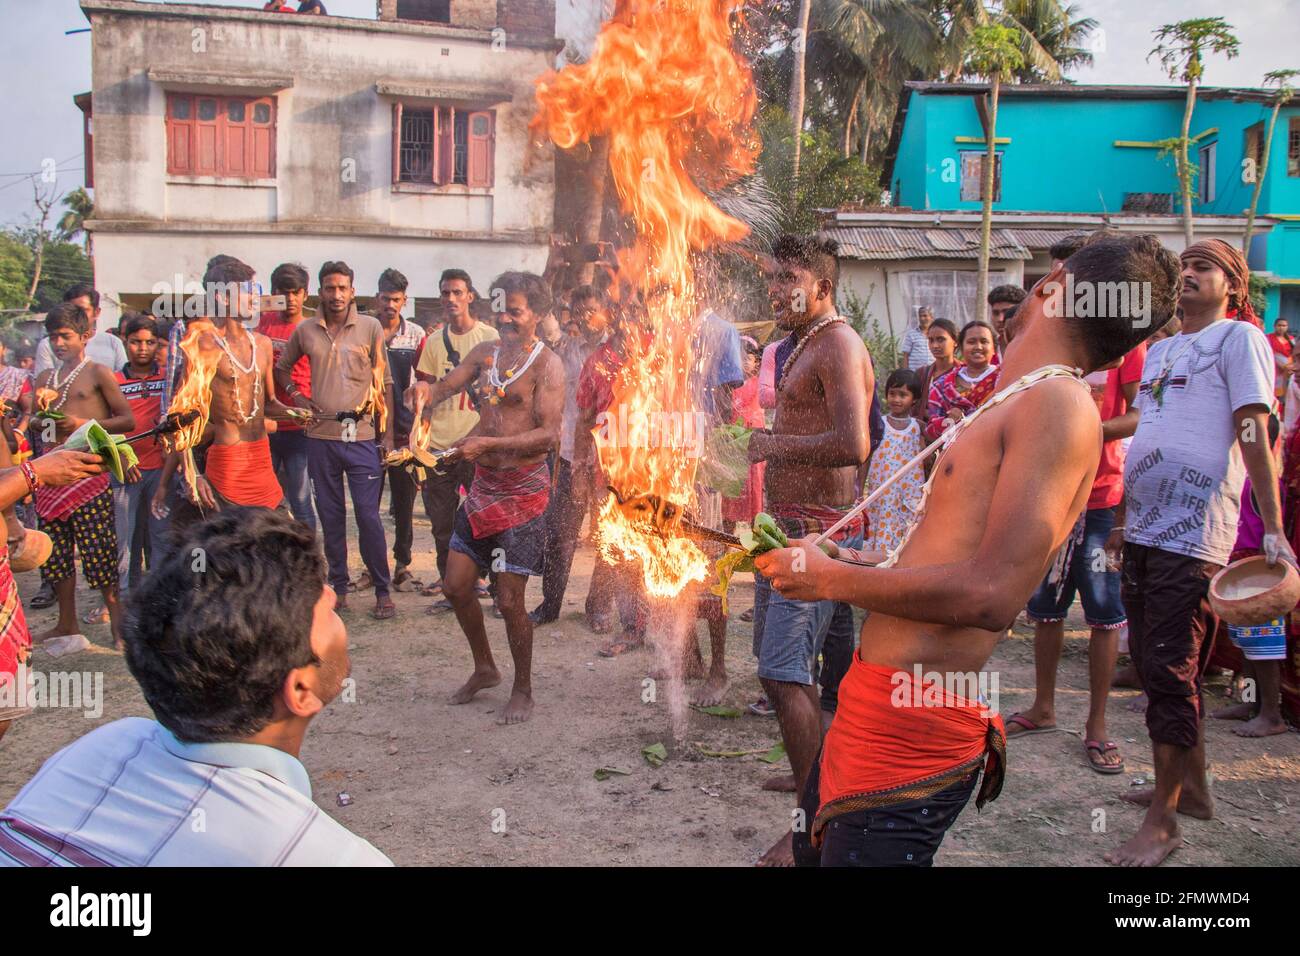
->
[9,529,52,574]
[1209,555,1300,626]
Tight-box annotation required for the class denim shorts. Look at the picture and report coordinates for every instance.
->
[1026,506,1126,629]
[450,506,546,577]
[752,533,863,685]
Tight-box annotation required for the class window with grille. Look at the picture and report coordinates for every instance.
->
[166,93,275,178]
[392,103,495,188]
[1290,118,1300,177]
[959,151,1002,203]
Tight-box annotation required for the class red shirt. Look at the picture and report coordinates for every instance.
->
[256,312,312,431]
[115,365,167,471]
[1088,343,1147,510]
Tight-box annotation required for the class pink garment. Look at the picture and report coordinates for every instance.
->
[758,340,781,410]
[721,376,765,523]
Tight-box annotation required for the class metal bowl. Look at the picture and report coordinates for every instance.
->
[1209,555,1300,626]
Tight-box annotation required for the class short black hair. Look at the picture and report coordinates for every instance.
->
[1049,234,1090,263]
[44,301,90,337]
[124,509,327,743]
[377,268,408,295]
[203,254,255,287]
[270,262,309,293]
[490,271,552,316]
[1063,232,1181,370]
[439,268,474,290]
[62,282,99,310]
[885,367,922,400]
[771,233,840,290]
[988,284,1027,307]
[570,284,605,307]
[120,312,159,339]
[927,318,959,342]
[319,260,354,286]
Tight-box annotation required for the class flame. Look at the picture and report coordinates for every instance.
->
[34,388,58,413]
[162,321,221,499]
[531,0,757,594]
[361,354,388,438]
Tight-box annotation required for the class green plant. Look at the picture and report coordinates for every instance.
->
[839,284,901,395]
[1249,273,1274,316]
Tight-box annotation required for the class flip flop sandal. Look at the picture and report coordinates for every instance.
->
[354,572,375,592]
[370,602,396,621]
[81,606,110,626]
[419,580,444,597]
[30,587,56,610]
[596,636,643,658]
[747,698,776,717]
[475,583,491,598]
[392,566,414,587]
[425,599,453,615]
[1085,740,1125,775]
[1004,713,1057,737]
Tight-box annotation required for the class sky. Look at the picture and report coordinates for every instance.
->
[1,0,1297,227]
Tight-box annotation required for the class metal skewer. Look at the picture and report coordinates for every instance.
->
[123,410,201,445]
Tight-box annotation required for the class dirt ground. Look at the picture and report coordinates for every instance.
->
[2,507,1298,867]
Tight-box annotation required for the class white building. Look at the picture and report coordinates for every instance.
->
[826,208,1271,338]
[76,0,558,326]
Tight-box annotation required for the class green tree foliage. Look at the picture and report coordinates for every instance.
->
[26,240,93,312]
[0,233,34,311]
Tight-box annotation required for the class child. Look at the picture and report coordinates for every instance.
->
[31,302,136,649]
[114,313,169,591]
[865,368,925,557]
[721,336,766,530]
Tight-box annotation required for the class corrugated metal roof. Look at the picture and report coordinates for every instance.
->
[826,226,1030,261]
[1001,228,1089,251]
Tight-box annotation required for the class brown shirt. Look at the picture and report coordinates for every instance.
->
[277,305,392,441]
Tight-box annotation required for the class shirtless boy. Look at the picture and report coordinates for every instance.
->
[164,255,294,531]
[406,271,564,724]
[31,302,137,649]
[757,234,1181,867]
[747,235,873,866]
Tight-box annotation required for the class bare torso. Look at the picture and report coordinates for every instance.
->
[36,361,113,449]
[467,340,560,469]
[860,377,1098,675]
[767,322,872,506]
[197,326,272,446]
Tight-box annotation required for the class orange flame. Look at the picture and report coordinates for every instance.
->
[531,0,758,595]
[163,322,221,499]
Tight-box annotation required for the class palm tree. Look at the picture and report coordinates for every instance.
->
[1000,0,1097,82]
[56,187,94,250]
[1242,69,1299,255]
[1148,17,1241,245]
[964,24,1025,314]
[788,0,813,178]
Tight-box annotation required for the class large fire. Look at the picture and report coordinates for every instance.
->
[531,0,758,596]
[163,322,221,500]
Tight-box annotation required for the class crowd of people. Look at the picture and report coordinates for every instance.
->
[0,228,1295,869]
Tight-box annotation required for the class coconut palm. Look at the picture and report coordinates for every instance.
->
[1001,0,1098,82]
[1148,17,1241,244]
[56,187,93,248]
[964,24,1025,313]
[1242,69,1299,255]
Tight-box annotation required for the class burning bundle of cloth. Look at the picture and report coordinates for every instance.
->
[531,0,760,598]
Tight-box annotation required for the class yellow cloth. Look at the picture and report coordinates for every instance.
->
[414,322,500,450]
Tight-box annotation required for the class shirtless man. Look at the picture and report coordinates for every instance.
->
[405,271,564,725]
[746,235,872,866]
[756,234,1181,867]
[31,302,137,649]
[162,255,295,532]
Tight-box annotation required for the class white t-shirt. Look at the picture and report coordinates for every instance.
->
[900,327,931,371]
[1123,320,1274,565]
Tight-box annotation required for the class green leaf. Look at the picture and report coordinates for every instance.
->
[709,548,756,615]
[758,742,787,765]
[593,767,631,781]
[693,705,743,718]
[641,743,668,768]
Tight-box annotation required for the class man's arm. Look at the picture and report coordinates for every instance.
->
[756,382,1099,630]
[1101,379,1140,441]
[748,332,870,467]
[406,342,491,411]
[273,323,306,396]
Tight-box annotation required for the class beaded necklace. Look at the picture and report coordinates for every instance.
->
[214,333,261,424]
[486,339,545,405]
[49,358,90,411]
[778,314,843,391]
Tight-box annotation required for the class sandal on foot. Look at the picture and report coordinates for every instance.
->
[419,579,444,597]
[1004,713,1057,737]
[425,599,453,615]
[354,572,375,592]
[1084,739,1125,775]
[596,636,643,658]
[370,601,396,621]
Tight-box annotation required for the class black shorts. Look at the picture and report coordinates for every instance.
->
[449,506,546,578]
[792,747,979,868]
[39,490,118,591]
[1121,542,1221,749]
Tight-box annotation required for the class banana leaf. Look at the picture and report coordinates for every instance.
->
[62,420,139,482]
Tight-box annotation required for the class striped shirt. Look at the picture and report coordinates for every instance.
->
[0,717,392,867]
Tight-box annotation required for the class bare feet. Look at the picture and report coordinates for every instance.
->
[34,624,81,643]
[334,593,349,613]
[449,668,502,705]
[762,773,797,793]
[691,674,729,708]
[1233,714,1288,737]
[1210,701,1255,721]
[757,830,795,867]
[1106,820,1183,867]
[1121,787,1214,820]
[596,633,644,658]
[497,688,534,725]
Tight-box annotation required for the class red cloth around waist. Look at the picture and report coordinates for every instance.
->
[34,474,110,523]
[464,460,551,538]
[0,549,29,686]
[818,654,1003,815]
[205,438,284,509]
[769,502,864,543]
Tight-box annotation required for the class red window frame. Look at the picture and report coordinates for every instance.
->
[391,102,495,188]
[166,93,277,179]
